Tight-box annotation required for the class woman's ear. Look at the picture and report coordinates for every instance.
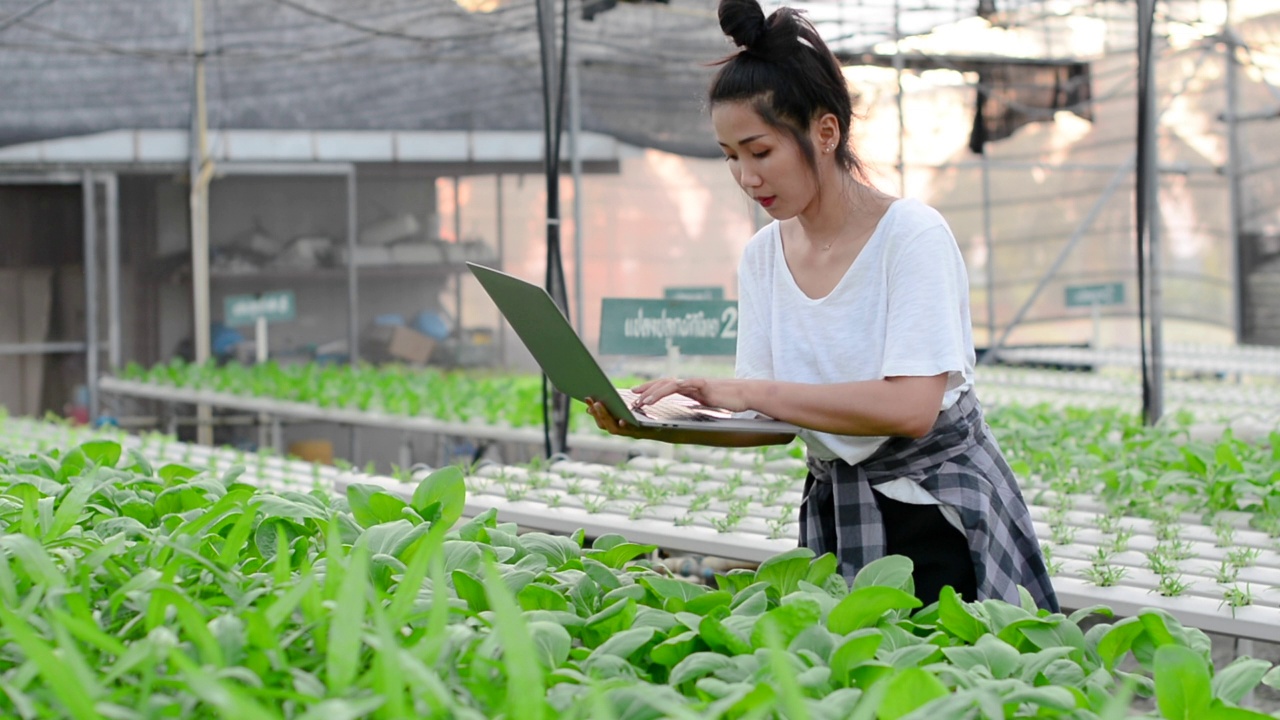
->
[812,112,841,155]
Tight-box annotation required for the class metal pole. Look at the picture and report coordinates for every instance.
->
[893,1,906,196]
[1224,0,1245,342]
[346,167,359,466]
[496,174,507,367]
[979,155,1136,364]
[104,172,122,371]
[453,176,463,338]
[82,171,100,422]
[1141,0,1164,423]
[347,167,359,363]
[981,145,996,349]
[190,0,213,444]
[569,33,586,338]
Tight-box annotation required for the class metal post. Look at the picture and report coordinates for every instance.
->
[1140,0,1165,423]
[190,0,213,444]
[453,176,463,339]
[892,0,906,196]
[981,145,996,349]
[346,166,360,467]
[496,174,507,367]
[1224,0,1245,342]
[104,173,122,371]
[82,172,100,422]
[346,167,359,363]
[569,34,586,337]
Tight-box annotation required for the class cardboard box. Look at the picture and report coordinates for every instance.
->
[364,324,436,365]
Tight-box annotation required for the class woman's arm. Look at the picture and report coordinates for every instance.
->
[630,373,948,439]
[584,398,796,447]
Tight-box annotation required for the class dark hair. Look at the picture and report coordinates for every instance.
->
[710,0,864,180]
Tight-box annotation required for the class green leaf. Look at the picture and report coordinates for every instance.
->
[0,603,100,720]
[699,613,753,656]
[749,597,821,650]
[520,532,582,569]
[852,555,914,593]
[254,518,303,563]
[1096,617,1145,670]
[827,586,921,634]
[755,547,814,596]
[788,624,837,664]
[582,599,637,649]
[453,569,489,613]
[157,463,200,485]
[592,627,658,662]
[1202,706,1276,720]
[877,668,948,720]
[1262,666,1280,690]
[669,652,735,687]
[359,520,429,559]
[0,535,66,589]
[940,634,1021,679]
[1211,657,1272,705]
[684,590,733,616]
[1154,645,1212,720]
[346,483,386,528]
[638,576,710,612]
[527,621,573,670]
[484,556,546,720]
[714,568,758,595]
[806,553,840,588]
[830,632,883,687]
[589,542,658,569]
[46,477,96,541]
[296,697,387,720]
[411,465,466,528]
[326,541,369,694]
[652,630,704,668]
[518,583,570,612]
[936,585,986,643]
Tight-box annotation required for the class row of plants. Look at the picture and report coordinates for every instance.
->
[8,408,1279,612]
[119,358,590,432]
[5,437,1280,718]
[463,455,1280,612]
[12,403,1280,615]
[987,404,1280,533]
[117,360,1278,532]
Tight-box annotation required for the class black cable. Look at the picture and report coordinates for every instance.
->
[0,0,57,34]
[1134,0,1154,424]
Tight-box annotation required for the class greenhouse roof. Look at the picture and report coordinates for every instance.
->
[0,0,1068,159]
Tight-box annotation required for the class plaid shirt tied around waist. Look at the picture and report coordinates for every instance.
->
[801,390,1059,612]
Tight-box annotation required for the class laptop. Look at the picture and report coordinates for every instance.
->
[467,262,799,434]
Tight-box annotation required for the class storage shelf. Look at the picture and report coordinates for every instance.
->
[209,262,475,283]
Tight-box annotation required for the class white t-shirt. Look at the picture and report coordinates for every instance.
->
[734,197,976,467]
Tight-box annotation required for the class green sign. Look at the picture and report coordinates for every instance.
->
[599,298,738,356]
[225,290,296,327]
[663,286,724,301]
[1065,282,1125,308]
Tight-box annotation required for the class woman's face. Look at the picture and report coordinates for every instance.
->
[711,100,818,220]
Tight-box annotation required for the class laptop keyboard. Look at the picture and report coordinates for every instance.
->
[617,389,732,422]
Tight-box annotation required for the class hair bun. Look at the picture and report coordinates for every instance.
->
[718,0,768,52]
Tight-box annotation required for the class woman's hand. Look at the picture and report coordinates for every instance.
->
[629,377,753,413]
[584,397,663,439]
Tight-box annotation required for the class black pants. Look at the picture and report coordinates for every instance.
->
[874,492,978,606]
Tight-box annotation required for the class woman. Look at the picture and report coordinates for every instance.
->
[586,0,1057,611]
